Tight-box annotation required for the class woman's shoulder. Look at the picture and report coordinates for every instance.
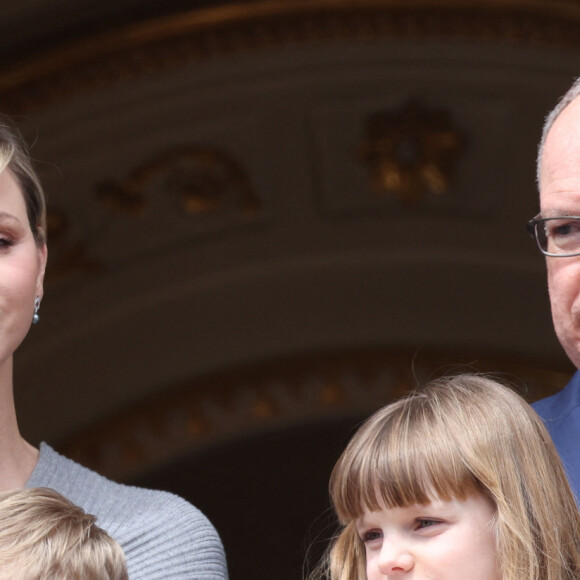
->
[27,443,228,580]
[27,443,188,516]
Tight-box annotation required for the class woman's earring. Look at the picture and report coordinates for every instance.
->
[32,297,41,325]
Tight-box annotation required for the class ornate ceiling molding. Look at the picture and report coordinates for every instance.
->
[59,347,571,481]
[2,0,580,113]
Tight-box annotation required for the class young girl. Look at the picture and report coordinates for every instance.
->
[313,374,580,580]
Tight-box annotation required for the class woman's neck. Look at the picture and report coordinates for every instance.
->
[0,361,39,490]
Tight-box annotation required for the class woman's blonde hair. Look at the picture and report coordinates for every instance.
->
[0,114,46,245]
[0,487,128,580]
[316,374,580,580]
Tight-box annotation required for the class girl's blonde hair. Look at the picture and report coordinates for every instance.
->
[0,487,128,580]
[316,374,580,580]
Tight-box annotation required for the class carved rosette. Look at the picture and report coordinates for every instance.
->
[358,101,464,203]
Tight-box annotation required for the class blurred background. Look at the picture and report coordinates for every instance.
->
[2,1,579,577]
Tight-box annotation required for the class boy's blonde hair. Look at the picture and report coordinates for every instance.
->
[0,487,128,580]
[318,374,580,580]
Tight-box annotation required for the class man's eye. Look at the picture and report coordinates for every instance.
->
[548,220,580,238]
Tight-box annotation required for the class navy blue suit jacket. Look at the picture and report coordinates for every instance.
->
[533,371,580,499]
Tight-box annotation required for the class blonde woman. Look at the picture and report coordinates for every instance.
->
[313,375,580,580]
[0,115,226,578]
[0,488,127,579]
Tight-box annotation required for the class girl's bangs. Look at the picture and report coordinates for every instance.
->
[331,399,480,521]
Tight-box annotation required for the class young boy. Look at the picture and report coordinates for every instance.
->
[0,487,128,579]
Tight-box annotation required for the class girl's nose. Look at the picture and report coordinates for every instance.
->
[377,541,414,576]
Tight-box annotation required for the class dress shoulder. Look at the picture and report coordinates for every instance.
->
[26,443,228,579]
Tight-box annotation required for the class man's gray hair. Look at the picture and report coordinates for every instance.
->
[538,76,580,185]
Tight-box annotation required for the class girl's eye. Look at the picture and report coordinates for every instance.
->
[361,530,382,543]
[0,237,14,248]
[416,519,440,529]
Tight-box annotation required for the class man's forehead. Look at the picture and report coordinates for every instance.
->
[545,97,580,152]
[541,101,580,196]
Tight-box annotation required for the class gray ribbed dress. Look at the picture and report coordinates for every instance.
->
[26,443,228,579]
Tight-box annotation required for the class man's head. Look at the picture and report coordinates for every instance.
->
[537,79,580,368]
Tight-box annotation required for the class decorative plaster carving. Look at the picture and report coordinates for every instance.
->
[44,208,101,282]
[97,146,260,217]
[41,146,259,281]
[59,349,569,481]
